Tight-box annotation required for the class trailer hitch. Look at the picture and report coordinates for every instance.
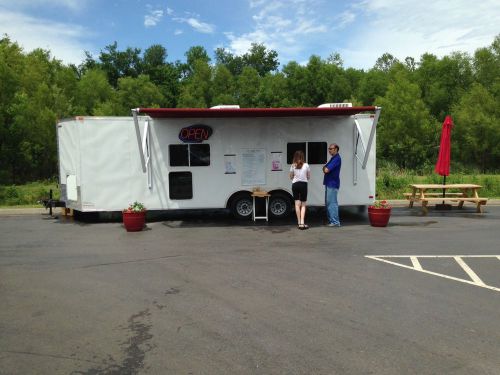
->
[41,189,66,216]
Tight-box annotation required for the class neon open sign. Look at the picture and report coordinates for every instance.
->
[178,124,213,143]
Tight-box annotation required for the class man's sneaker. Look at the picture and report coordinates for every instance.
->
[328,223,341,227]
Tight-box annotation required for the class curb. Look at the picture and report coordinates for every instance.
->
[1,200,499,216]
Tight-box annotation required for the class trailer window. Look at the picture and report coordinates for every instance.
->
[287,143,306,164]
[169,144,210,167]
[169,172,193,199]
[287,142,327,164]
[169,145,189,166]
[307,142,327,164]
[190,144,210,166]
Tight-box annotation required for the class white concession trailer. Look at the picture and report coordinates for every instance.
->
[56,105,381,219]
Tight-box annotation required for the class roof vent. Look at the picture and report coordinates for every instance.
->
[210,105,240,109]
[318,103,352,108]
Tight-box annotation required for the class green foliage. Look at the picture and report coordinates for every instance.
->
[0,180,59,206]
[375,72,437,170]
[376,165,500,199]
[1,33,500,185]
[125,201,146,212]
[452,83,500,172]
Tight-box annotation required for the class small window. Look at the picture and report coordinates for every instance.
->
[169,172,193,199]
[169,145,189,166]
[190,144,210,166]
[308,142,327,164]
[287,142,306,164]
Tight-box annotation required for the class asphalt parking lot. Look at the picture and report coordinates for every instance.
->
[1,205,499,375]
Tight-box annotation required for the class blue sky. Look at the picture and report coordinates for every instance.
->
[1,0,499,70]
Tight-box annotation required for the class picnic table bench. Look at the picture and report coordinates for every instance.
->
[406,184,488,214]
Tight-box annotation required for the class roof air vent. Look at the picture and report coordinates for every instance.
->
[317,103,353,108]
[210,105,241,109]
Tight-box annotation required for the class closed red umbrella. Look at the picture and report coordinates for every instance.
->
[435,115,453,181]
[435,116,453,208]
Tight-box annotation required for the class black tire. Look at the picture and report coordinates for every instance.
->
[269,192,293,219]
[230,193,253,220]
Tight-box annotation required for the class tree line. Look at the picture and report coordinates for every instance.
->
[0,35,499,184]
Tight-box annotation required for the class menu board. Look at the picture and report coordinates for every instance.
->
[271,152,282,171]
[241,149,266,186]
[224,154,236,174]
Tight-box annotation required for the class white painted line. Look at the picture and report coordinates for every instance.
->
[410,256,423,271]
[369,255,500,258]
[454,256,486,286]
[365,256,500,293]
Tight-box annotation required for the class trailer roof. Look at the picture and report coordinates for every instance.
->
[136,106,377,118]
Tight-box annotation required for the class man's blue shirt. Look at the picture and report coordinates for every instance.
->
[323,154,341,189]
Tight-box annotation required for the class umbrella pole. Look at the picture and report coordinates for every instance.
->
[442,175,446,202]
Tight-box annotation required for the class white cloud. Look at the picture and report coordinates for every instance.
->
[174,29,183,35]
[144,9,164,28]
[166,7,173,15]
[0,0,83,11]
[0,9,92,65]
[173,17,215,34]
[225,0,328,61]
[342,0,500,68]
[336,10,355,29]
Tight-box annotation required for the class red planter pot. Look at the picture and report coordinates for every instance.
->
[122,211,146,232]
[368,207,391,227]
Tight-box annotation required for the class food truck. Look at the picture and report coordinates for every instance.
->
[56,104,381,219]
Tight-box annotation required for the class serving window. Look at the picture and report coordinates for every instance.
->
[286,142,327,164]
[169,144,210,167]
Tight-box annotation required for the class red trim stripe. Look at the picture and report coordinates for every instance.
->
[137,106,377,118]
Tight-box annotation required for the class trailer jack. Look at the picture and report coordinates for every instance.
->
[41,189,66,216]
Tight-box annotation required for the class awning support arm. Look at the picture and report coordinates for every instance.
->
[362,107,381,169]
[132,108,147,172]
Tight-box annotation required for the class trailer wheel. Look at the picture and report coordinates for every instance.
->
[230,194,253,220]
[269,193,292,219]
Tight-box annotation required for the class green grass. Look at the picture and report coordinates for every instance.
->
[1,173,498,207]
[0,180,60,206]
[376,168,500,199]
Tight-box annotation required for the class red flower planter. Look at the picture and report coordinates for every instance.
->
[122,211,146,232]
[368,207,391,227]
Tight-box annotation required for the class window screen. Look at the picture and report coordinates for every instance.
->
[169,145,189,166]
[190,144,210,166]
[307,142,327,164]
[169,172,193,199]
[287,142,306,164]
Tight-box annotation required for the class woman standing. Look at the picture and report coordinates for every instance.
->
[289,150,311,229]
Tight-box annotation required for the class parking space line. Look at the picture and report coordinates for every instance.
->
[454,256,486,286]
[410,256,423,271]
[365,255,500,293]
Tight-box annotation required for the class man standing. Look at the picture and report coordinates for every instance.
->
[323,143,341,227]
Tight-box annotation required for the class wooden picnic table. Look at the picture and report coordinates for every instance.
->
[405,184,488,214]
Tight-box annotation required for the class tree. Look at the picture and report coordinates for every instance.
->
[211,65,236,106]
[98,42,142,87]
[282,61,308,106]
[97,75,164,116]
[214,47,244,76]
[74,68,113,114]
[177,59,212,108]
[237,67,260,107]
[182,46,211,79]
[452,83,500,171]
[241,43,279,76]
[257,73,291,107]
[473,36,500,93]
[374,53,399,72]
[357,69,389,105]
[416,52,473,119]
[375,72,437,170]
